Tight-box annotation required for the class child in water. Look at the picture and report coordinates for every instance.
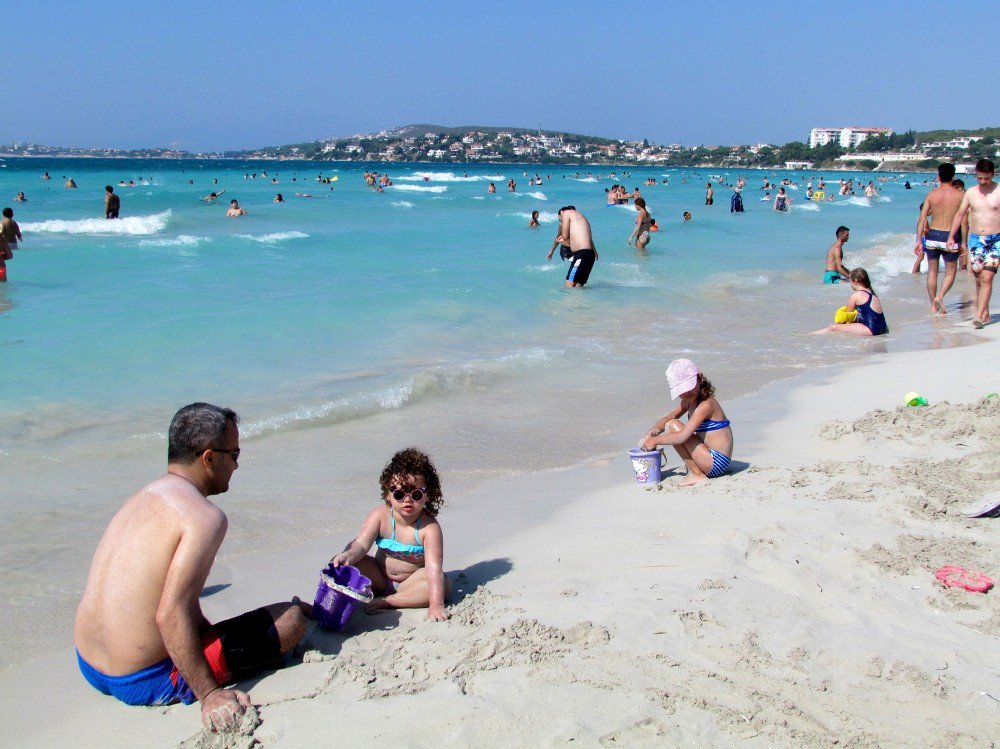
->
[330,448,450,621]
[811,268,889,336]
[639,359,733,486]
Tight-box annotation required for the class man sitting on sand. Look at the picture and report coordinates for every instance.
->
[823,226,851,284]
[74,403,308,731]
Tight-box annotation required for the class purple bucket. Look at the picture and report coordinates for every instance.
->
[312,564,374,631]
[629,447,662,485]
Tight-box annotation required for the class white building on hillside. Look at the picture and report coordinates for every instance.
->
[809,127,893,149]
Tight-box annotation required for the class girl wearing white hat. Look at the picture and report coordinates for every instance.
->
[639,359,733,486]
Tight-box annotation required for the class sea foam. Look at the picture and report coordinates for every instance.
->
[138,235,209,247]
[237,231,309,243]
[21,210,171,235]
[396,171,497,183]
[391,184,448,193]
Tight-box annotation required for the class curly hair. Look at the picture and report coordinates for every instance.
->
[379,447,444,517]
[697,374,716,402]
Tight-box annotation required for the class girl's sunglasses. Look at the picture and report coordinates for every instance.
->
[391,487,427,502]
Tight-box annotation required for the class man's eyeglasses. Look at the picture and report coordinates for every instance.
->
[390,487,427,502]
[206,447,240,461]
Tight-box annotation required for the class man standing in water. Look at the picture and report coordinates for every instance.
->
[226,199,247,217]
[105,185,120,219]
[823,226,851,284]
[75,403,309,731]
[914,163,964,314]
[546,206,598,287]
[950,159,1000,328]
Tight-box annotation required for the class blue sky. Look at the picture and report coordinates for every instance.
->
[4,1,996,151]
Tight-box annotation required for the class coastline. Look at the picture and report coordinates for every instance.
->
[2,324,997,747]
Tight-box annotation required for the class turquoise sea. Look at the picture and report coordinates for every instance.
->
[0,157,975,664]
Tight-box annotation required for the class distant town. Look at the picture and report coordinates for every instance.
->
[1,124,998,171]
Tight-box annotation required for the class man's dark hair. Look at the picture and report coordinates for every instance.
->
[168,403,238,464]
[976,158,995,175]
[937,163,955,182]
[836,226,849,237]
[230,199,238,205]
[105,185,114,193]
[2,207,12,218]
[558,205,576,215]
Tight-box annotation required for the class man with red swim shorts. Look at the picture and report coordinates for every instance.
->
[74,403,309,731]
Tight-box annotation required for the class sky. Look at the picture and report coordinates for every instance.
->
[4,1,997,152]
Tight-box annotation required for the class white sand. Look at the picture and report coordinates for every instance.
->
[2,328,999,748]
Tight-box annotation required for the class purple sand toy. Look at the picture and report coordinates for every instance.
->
[628,447,662,485]
[313,564,374,631]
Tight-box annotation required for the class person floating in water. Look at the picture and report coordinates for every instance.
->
[639,358,734,486]
[329,448,450,621]
[201,189,226,202]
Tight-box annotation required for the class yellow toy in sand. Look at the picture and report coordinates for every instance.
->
[834,306,858,324]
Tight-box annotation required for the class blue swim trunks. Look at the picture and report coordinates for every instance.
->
[76,607,281,706]
[823,270,842,284]
[923,228,960,262]
[969,232,1000,274]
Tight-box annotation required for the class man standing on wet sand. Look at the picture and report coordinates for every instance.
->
[546,205,598,288]
[950,159,1000,328]
[913,163,964,314]
[823,226,851,284]
[74,403,308,731]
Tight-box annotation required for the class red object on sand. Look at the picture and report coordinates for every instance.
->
[934,565,994,593]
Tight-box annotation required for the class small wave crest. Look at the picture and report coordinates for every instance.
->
[513,191,547,200]
[797,202,820,211]
[396,171,496,182]
[241,348,554,437]
[21,210,171,236]
[572,177,598,183]
[392,201,414,208]
[835,196,872,208]
[138,235,209,247]
[513,211,559,224]
[237,231,309,243]
[391,184,449,193]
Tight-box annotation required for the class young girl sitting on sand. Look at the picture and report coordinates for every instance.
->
[330,448,450,621]
[639,359,733,486]
[811,268,889,336]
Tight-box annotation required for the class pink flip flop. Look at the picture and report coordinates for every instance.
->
[934,565,994,593]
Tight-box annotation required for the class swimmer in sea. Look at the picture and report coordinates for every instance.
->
[202,189,226,202]
[226,199,247,217]
[488,183,496,194]
[14,191,26,202]
[274,193,284,202]
[528,210,540,227]
[65,178,77,189]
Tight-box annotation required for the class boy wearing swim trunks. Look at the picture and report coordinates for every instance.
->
[949,159,1000,328]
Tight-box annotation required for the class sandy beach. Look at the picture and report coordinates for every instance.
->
[1,321,997,748]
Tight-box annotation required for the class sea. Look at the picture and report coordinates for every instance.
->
[0,157,976,664]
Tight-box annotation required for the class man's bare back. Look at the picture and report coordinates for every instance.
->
[74,474,226,675]
[923,183,964,231]
[560,209,595,252]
